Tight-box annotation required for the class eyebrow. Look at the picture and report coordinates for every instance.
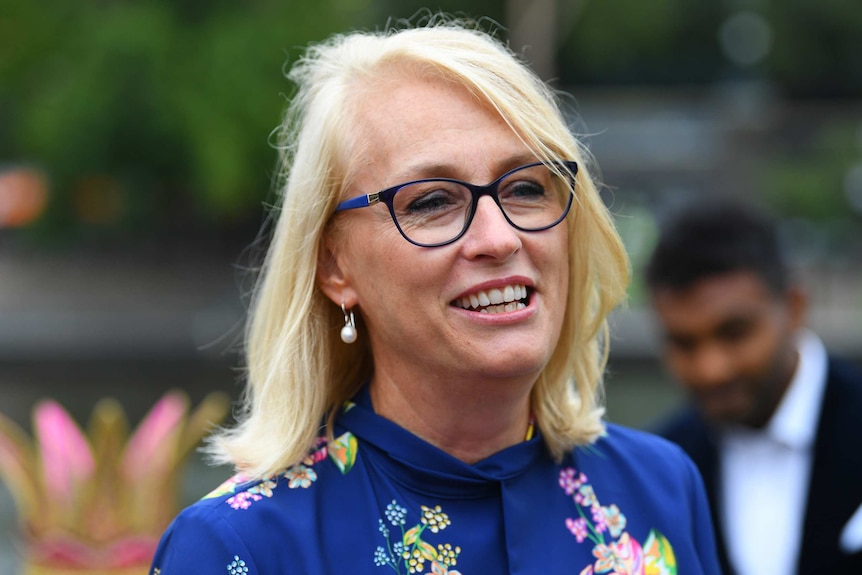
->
[391,154,540,186]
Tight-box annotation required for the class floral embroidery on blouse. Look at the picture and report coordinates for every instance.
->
[202,431,359,510]
[227,555,250,574]
[559,467,678,575]
[373,499,463,574]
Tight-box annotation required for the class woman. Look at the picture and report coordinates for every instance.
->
[150,19,720,575]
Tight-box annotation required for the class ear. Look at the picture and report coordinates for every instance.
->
[316,234,357,308]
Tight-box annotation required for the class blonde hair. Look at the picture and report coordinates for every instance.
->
[206,18,630,479]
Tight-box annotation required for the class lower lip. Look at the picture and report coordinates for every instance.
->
[450,299,536,323]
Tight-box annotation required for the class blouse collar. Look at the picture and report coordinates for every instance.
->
[335,385,547,497]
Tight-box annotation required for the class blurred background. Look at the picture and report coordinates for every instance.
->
[1,0,861,570]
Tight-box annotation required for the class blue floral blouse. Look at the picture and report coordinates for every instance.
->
[150,387,721,574]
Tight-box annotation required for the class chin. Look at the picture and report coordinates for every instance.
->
[474,349,550,381]
[703,405,759,428]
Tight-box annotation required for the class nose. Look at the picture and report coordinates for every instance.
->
[685,343,736,391]
[460,196,522,260]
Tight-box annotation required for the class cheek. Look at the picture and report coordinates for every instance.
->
[736,315,782,365]
[664,349,700,382]
[347,241,449,308]
[540,228,570,281]
[340,218,410,278]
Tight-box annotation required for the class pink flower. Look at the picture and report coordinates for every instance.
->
[309,446,328,463]
[591,505,607,534]
[559,468,587,495]
[566,517,589,543]
[226,491,261,510]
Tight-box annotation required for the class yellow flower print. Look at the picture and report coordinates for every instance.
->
[436,543,460,567]
[373,500,462,574]
[420,505,451,533]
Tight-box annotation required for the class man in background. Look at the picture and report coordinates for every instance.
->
[644,197,862,575]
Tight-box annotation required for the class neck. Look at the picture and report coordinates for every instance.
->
[368,371,533,464]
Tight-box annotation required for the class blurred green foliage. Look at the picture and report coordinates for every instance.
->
[560,0,725,86]
[1,0,376,245]
[768,0,862,97]
[561,0,862,95]
[760,120,862,262]
[2,0,861,246]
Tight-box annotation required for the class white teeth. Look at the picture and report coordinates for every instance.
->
[478,302,526,314]
[503,285,514,302]
[456,284,529,312]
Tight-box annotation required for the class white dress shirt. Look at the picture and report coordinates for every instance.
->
[719,329,828,575]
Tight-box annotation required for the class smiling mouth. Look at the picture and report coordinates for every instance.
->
[454,284,530,314]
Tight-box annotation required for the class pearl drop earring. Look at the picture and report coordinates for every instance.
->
[340,303,357,344]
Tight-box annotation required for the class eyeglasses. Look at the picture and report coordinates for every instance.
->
[334,161,577,247]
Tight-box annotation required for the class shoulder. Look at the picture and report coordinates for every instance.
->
[190,436,338,522]
[649,406,713,452]
[150,496,260,574]
[151,436,347,573]
[594,422,696,470]
[821,355,862,428]
[827,355,862,395]
[156,473,295,544]
[570,424,721,573]
[579,423,705,499]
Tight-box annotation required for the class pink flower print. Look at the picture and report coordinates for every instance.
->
[566,517,589,543]
[226,491,262,510]
[591,505,608,534]
[301,436,329,466]
[576,484,598,508]
[559,467,587,495]
[602,504,627,539]
[579,567,594,575]
[285,464,318,488]
[310,445,328,463]
[607,532,644,575]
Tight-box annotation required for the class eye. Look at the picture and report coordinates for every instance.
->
[503,180,547,200]
[405,189,459,214]
[668,335,696,353]
[716,318,754,344]
[396,181,467,216]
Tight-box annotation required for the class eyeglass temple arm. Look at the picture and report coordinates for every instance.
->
[335,192,382,212]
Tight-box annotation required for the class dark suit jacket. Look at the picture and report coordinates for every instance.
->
[655,357,862,575]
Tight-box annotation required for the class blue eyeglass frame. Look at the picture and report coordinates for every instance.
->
[334,160,579,248]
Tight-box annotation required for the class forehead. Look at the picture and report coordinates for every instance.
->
[343,71,527,184]
[651,271,778,330]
